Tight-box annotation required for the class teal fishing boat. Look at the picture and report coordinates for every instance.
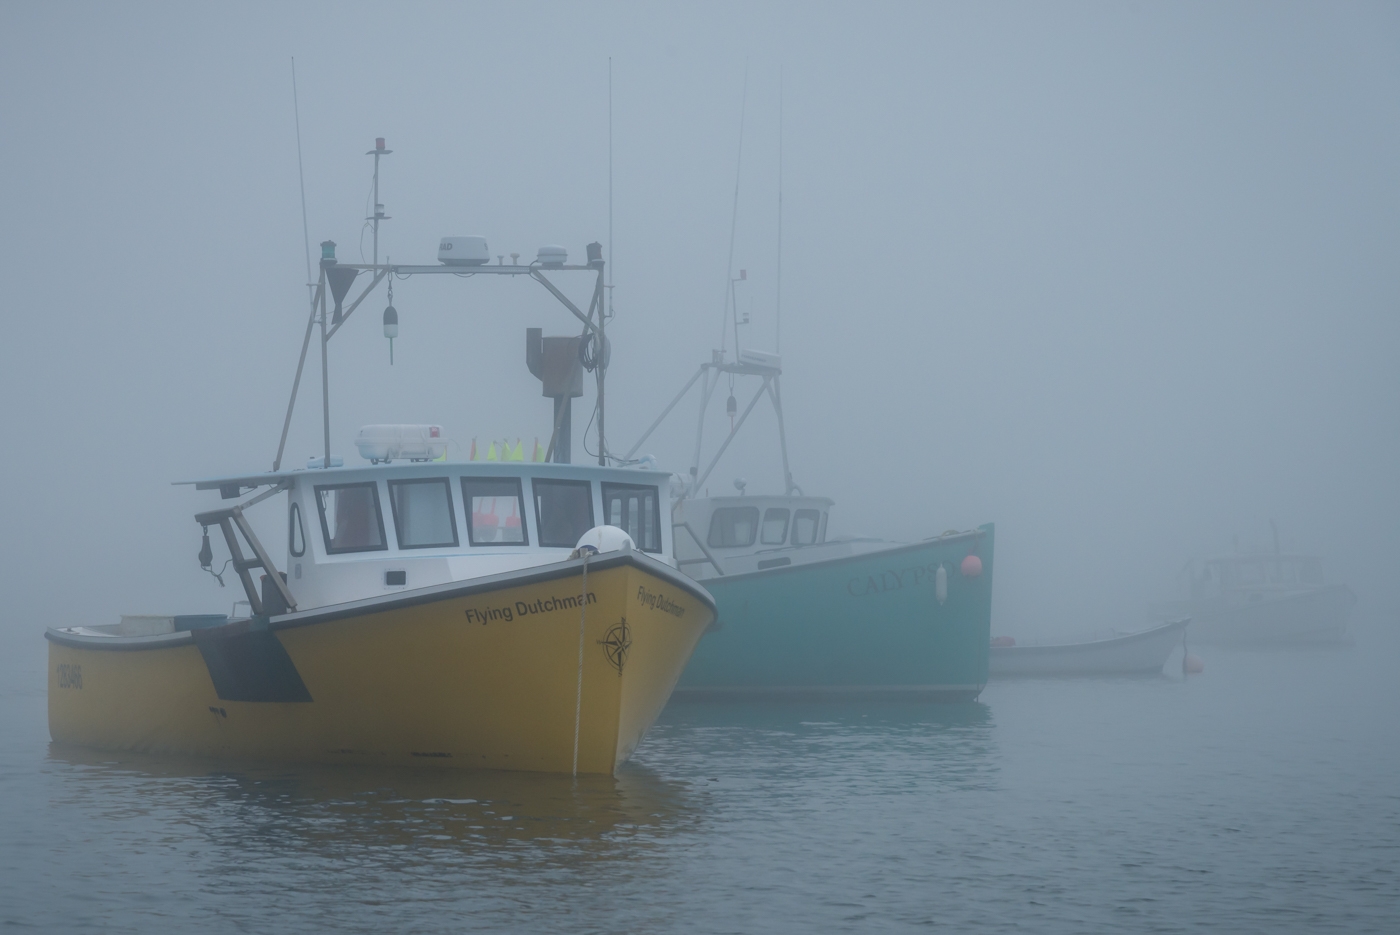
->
[627,350,994,700]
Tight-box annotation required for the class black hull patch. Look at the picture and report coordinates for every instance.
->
[193,621,313,703]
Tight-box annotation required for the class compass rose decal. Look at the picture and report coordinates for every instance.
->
[598,618,631,674]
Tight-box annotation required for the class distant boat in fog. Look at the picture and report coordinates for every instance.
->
[1150,552,1354,645]
[628,349,995,701]
[988,619,1188,677]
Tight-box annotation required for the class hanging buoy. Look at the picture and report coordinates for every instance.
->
[961,554,983,577]
[1183,653,1205,674]
[935,564,948,604]
[383,304,398,364]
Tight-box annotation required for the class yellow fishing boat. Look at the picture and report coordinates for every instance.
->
[47,140,715,774]
[48,462,712,774]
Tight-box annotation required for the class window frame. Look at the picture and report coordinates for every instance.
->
[313,481,389,555]
[288,501,306,557]
[387,477,460,550]
[791,508,821,546]
[461,476,531,547]
[601,482,663,553]
[708,506,760,549]
[760,507,791,545]
[531,478,596,549]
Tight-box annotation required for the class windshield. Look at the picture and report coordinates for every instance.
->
[602,483,661,552]
[533,479,594,548]
[315,483,387,554]
[388,478,458,549]
[709,507,759,548]
[463,477,529,546]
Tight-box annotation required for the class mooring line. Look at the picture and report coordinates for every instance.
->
[572,552,589,778]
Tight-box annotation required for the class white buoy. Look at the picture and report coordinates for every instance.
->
[572,525,634,557]
[935,564,948,605]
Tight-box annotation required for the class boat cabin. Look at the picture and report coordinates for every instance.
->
[194,460,674,612]
[673,494,842,579]
[1191,554,1327,602]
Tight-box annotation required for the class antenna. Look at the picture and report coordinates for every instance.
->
[720,67,748,357]
[274,58,316,473]
[366,137,392,267]
[292,58,312,299]
[776,65,783,356]
[608,57,614,320]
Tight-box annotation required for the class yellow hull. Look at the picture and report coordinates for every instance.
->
[47,555,714,775]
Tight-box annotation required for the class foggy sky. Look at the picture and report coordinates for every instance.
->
[2,1,1397,662]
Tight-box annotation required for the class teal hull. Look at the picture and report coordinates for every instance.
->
[676,524,994,700]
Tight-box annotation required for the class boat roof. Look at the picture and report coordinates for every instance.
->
[1202,553,1322,564]
[177,459,674,492]
[685,494,835,508]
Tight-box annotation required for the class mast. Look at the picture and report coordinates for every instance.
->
[367,138,391,268]
[318,265,331,469]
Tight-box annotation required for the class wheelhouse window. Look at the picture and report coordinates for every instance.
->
[288,502,305,557]
[462,477,529,546]
[388,478,458,549]
[708,506,759,548]
[533,479,594,548]
[792,508,822,546]
[602,483,662,553]
[760,508,790,545]
[315,483,387,554]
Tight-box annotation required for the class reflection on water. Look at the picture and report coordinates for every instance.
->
[15,701,999,933]
[647,699,999,792]
[12,634,1396,934]
[46,743,699,863]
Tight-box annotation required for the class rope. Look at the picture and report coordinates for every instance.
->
[572,551,589,777]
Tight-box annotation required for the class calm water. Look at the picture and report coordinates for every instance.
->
[2,620,1397,933]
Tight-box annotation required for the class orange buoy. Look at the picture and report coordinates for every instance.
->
[961,554,983,577]
[1183,653,1205,674]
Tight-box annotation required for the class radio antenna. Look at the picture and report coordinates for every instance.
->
[292,58,312,300]
[776,65,783,355]
[608,57,614,319]
[720,66,748,356]
[273,58,317,473]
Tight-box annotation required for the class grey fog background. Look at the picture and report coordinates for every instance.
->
[1,1,1398,672]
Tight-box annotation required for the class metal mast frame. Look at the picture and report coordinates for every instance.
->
[272,260,610,473]
[625,354,797,499]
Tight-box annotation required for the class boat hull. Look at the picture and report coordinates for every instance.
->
[1159,585,1354,646]
[675,525,994,700]
[47,553,714,775]
[989,619,1188,677]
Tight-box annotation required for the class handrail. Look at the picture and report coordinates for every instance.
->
[673,521,725,577]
